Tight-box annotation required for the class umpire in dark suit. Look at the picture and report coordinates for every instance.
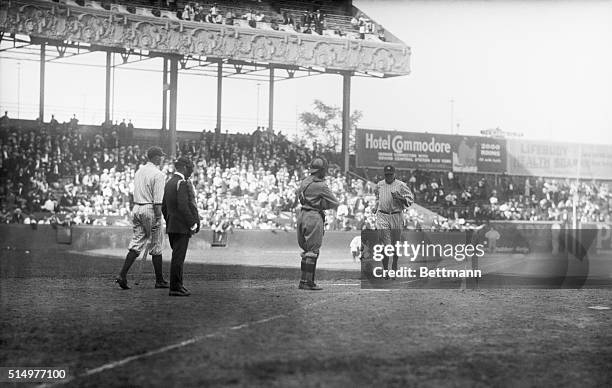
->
[162,156,200,297]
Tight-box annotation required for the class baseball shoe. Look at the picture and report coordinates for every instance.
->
[115,277,130,290]
[169,289,190,297]
[155,280,169,289]
[298,281,322,291]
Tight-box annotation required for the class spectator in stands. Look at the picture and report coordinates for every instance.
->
[181,3,194,20]
[0,111,9,126]
[225,10,235,25]
[377,26,386,42]
[301,10,313,33]
[11,208,26,224]
[313,9,325,35]
[282,11,294,27]
[244,9,256,28]
[197,6,207,22]
[358,18,366,39]
[210,3,219,17]
[485,226,500,253]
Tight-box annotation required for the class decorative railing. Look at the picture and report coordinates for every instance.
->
[0,0,411,76]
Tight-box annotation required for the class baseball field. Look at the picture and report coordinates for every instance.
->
[1,247,611,387]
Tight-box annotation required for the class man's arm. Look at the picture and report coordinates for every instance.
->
[177,181,198,228]
[161,186,168,223]
[373,183,380,213]
[161,200,168,223]
[153,204,163,224]
[186,181,200,232]
[320,184,339,210]
[153,174,165,221]
[392,182,414,208]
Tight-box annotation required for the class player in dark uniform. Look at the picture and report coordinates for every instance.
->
[162,156,200,297]
[296,157,339,290]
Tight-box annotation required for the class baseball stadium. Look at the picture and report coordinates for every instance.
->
[1,0,612,387]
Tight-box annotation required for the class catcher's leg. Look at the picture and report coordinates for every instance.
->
[298,211,323,290]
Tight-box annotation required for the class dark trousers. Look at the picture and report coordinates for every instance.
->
[382,255,399,271]
[168,233,190,291]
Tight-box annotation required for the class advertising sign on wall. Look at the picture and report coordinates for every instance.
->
[355,129,454,171]
[506,139,612,180]
[356,129,506,173]
[452,136,506,173]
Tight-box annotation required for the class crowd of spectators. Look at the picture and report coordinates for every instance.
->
[97,0,388,41]
[1,112,610,230]
[48,0,388,41]
[0,112,144,226]
[175,2,332,37]
[390,169,612,225]
[0,114,379,230]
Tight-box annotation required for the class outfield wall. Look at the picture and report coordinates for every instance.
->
[0,224,609,256]
[0,225,357,254]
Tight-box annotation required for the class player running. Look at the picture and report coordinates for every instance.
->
[374,165,414,278]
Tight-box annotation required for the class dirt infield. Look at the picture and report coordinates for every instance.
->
[1,248,612,387]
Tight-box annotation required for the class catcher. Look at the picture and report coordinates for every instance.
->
[296,157,339,290]
[374,165,414,278]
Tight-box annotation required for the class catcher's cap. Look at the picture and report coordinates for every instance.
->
[308,157,328,173]
[146,146,166,160]
[175,156,194,169]
[383,165,395,175]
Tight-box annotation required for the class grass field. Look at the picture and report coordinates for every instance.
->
[1,248,612,387]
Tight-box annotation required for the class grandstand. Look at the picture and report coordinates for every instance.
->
[0,0,609,232]
[1,115,610,230]
[0,0,411,176]
[1,2,612,387]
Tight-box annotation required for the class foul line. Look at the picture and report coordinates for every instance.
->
[38,298,334,387]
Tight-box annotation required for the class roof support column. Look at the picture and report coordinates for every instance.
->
[39,42,46,122]
[162,57,168,131]
[104,51,111,124]
[341,71,352,175]
[169,56,179,158]
[268,67,274,132]
[216,61,222,134]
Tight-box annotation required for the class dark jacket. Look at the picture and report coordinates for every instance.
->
[297,175,339,211]
[162,174,199,235]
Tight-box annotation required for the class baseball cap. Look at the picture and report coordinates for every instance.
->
[146,146,166,160]
[308,157,328,173]
[175,156,194,169]
[383,165,395,175]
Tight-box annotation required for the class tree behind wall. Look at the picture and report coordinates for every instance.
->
[299,99,362,154]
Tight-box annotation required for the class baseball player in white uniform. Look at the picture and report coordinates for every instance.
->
[375,165,414,277]
[116,146,168,290]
